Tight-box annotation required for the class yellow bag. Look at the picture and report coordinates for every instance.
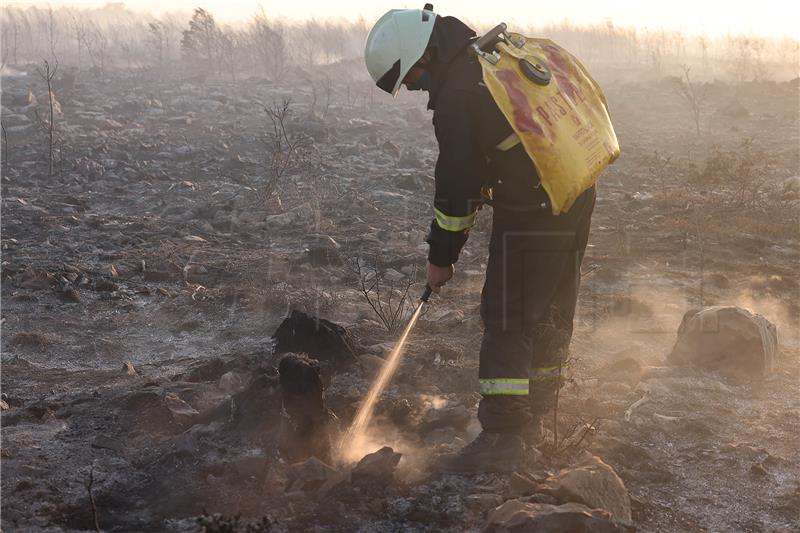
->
[474,25,620,214]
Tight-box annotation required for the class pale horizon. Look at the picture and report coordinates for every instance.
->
[3,0,800,39]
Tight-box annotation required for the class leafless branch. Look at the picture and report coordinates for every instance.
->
[84,464,101,532]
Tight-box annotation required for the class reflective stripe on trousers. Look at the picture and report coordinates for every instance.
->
[479,378,529,396]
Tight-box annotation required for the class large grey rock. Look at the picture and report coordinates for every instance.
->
[542,453,632,524]
[668,306,777,380]
[351,446,401,483]
[286,456,344,495]
[484,500,626,533]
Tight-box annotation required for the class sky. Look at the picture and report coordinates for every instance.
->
[4,0,800,38]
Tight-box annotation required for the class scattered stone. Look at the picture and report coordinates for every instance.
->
[232,454,267,479]
[485,501,626,533]
[91,435,126,453]
[218,370,248,394]
[668,306,778,380]
[509,471,541,497]
[164,393,200,425]
[396,173,429,191]
[595,357,644,385]
[465,493,503,510]
[358,353,386,378]
[62,288,81,303]
[541,453,632,524]
[122,361,138,376]
[305,235,342,267]
[263,461,290,495]
[424,426,456,446]
[420,403,471,432]
[93,278,119,292]
[398,149,424,169]
[286,456,344,495]
[351,446,402,483]
[749,462,769,477]
[10,332,49,350]
[183,358,226,383]
[381,140,400,158]
[273,310,357,367]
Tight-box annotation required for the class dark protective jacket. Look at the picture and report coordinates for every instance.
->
[424,17,545,267]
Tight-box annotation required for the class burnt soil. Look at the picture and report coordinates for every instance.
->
[1,64,799,532]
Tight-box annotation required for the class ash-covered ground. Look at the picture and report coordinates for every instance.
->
[1,59,799,532]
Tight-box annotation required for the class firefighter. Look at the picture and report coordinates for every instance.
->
[365,6,596,472]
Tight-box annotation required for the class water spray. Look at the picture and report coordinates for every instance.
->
[338,285,433,462]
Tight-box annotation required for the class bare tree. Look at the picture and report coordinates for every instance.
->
[182,8,220,76]
[68,13,88,69]
[36,59,58,177]
[256,99,312,210]
[147,21,167,73]
[675,65,707,136]
[218,27,239,82]
[352,256,419,332]
[251,11,290,83]
[1,121,9,176]
[82,23,109,78]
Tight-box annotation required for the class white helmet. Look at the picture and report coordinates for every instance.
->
[365,5,437,95]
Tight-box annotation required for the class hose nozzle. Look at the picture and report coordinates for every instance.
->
[420,284,433,303]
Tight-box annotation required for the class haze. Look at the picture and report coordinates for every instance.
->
[4,0,800,37]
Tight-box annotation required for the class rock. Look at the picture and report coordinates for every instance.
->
[183,358,226,383]
[595,357,643,385]
[232,454,267,479]
[164,393,200,425]
[485,500,626,532]
[716,99,750,119]
[91,435,125,453]
[218,370,248,394]
[509,471,541,497]
[420,403,471,432]
[783,176,800,194]
[351,446,402,482]
[278,354,332,463]
[382,268,406,284]
[62,288,81,303]
[1,113,32,127]
[273,310,357,367]
[358,353,385,378]
[381,140,400,158]
[424,426,456,446]
[122,361,138,376]
[466,493,503,510]
[667,306,778,380]
[396,173,429,191]
[542,453,632,524]
[263,461,290,495]
[305,235,342,267]
[286,456,344,495]
[94,278,119,292]
[398,149,424,169]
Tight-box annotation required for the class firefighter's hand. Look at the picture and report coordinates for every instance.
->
[427,262,454,292]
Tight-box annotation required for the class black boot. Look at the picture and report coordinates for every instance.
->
[435,431,526,473]
[522,416,545,447]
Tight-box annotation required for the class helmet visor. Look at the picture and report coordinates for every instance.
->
[376,59,402,94]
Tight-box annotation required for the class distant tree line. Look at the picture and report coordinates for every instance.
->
[0,4,797,82]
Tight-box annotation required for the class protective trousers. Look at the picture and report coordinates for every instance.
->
[477,185,595,434]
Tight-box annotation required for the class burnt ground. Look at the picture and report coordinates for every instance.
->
[1,62,799,532]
